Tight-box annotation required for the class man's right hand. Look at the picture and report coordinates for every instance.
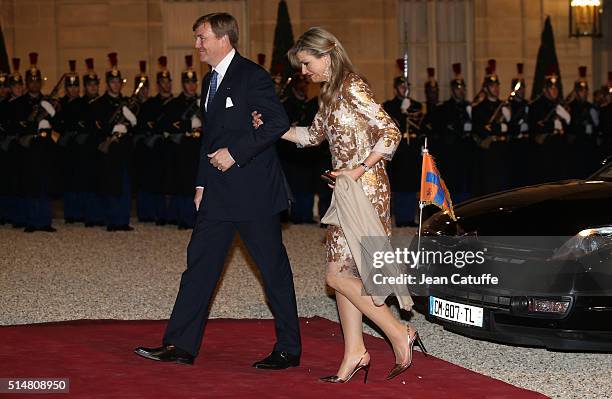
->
[194,187,204,211]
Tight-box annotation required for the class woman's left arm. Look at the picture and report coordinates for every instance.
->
[333,75,401,181]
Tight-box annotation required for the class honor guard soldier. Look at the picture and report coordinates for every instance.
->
[384,69,423,227]
[600,72,612,154]
[56,60,89,224]
[0,71,12,224]
[528,68,572,182]
[12,53,59,232]
[131,60,155,222]
[92,52,138,231]
[567,66,601,178]
[4,59,27,227]
[507,63,534,188]
[435,63,474,203]
[472,59,512,194]
[135,57,174,225]
[81,58,105,227]
[509,63,529,138]
[159,55,201,229]
[277,73,319,224]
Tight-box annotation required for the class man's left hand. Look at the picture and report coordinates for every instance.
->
[208,148,236,172]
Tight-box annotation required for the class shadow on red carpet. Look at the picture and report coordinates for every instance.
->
[0,317,549,398]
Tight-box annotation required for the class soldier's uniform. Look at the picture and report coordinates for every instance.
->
[472,59,511,194]
[81,58,105,227]
[131,60,155,222]
[528,70,571,182]
[134,57,173,225]
[507,63,534,188]
[435,63,474,203]
[92,53,137,231]
[2,59,27,227]
[277,74,319,224]
[11,53,58,232]
[384,74,423,227]
[158,55,201,229]
[0,72,12,224]
[567,66,601,178]
[600,73,612,154]
[56,60,88,223]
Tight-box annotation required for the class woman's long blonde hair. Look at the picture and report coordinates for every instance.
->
[288,27,355,109]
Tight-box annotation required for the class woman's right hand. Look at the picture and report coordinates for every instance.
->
[251,111,264,129]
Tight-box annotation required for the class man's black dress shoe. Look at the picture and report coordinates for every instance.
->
[134,345,194,365]
[252,351,300,370]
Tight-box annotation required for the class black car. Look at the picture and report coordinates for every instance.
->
[414,158,612,351]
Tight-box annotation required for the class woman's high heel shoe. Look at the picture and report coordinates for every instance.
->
[385,327,428,380]
[320,352,371,384]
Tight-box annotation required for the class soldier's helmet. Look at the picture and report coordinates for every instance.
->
[451,63,465,89]
[181,55,198,83]
[65,60,80,88]
[574,66,588,91]
[135,60,149,89]
[0,72,8,88]
[156,56,171,82]
[483,59,499,86]
[511,63,525,89]
[25,52,42,83]
[8,58,23,86]
[83,58,99,85]
[106,52,122,82]
[544,64,561,89]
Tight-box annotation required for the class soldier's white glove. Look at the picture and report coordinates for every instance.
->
[40,101,56,117]
[586,124,593,135]
[555,105,571,124]
[122,106,137,127]
[466,105,472,118]
[590,108,600,126]
[520,122,529,133]
[501,123,508,133]
[112,124,128,134]
[400,98,411,114]
[501,106,511,122]
[191,115,202,129]
[38,119,51,131]
[554,119,563,131]
[196,98,201,107]
[463,122,472,132]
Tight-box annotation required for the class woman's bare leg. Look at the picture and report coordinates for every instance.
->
[333,290,371,378]
[327,273,414,365]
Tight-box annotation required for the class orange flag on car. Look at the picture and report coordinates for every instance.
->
[420,150,456,221]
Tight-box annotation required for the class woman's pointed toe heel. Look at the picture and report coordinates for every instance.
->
[386,328,427,380]
[320,352,370,384]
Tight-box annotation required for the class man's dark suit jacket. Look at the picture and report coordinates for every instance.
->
[197,52,290,221]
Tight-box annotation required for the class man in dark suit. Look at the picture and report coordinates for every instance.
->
[135,13,301,370]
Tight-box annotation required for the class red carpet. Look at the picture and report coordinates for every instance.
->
[0,317,548,398]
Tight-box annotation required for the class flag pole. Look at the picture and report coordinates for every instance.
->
[416,137,428,269]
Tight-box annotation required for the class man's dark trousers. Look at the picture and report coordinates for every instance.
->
[162,211,301,357]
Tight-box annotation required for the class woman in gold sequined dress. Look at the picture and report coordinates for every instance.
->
[253,27,427,383]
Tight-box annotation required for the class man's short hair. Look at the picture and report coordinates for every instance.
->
[192,13,239,48]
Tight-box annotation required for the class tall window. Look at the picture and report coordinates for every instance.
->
[399,0,474,102]
[162,0,247,89]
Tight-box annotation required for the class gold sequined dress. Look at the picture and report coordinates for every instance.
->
[295,73,401,278]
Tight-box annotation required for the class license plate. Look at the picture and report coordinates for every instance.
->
[429,296,484,327]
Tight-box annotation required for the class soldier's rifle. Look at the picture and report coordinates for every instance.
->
[99,81,145,153]
[26,73,67,126]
